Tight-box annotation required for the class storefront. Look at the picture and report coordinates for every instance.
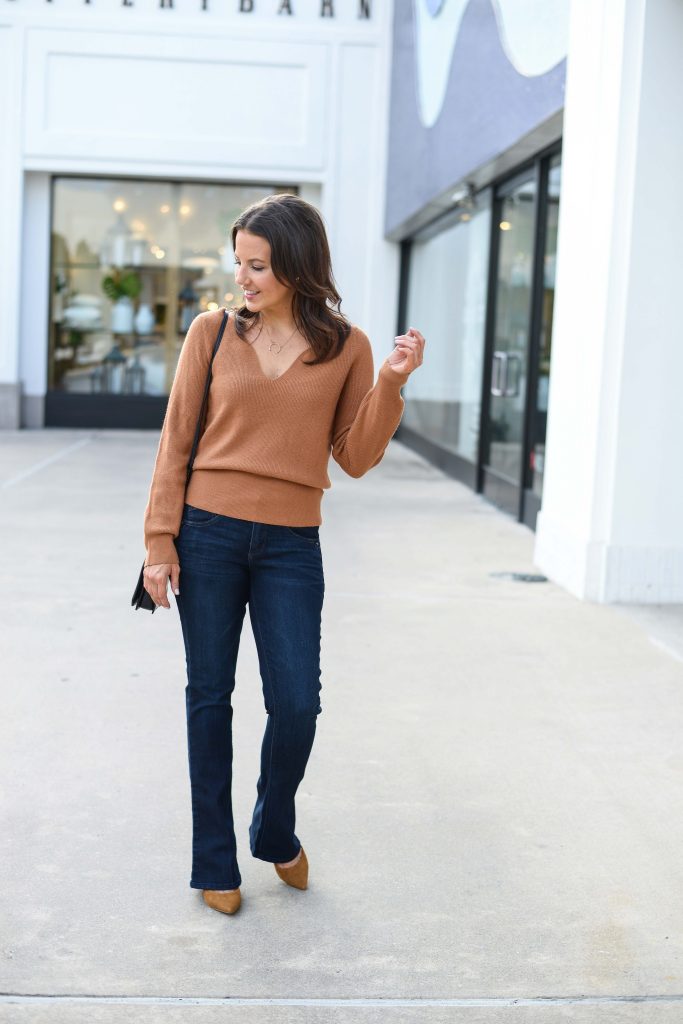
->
[47,176,294,427]
[386,0,568,529]
[0,0,393,429]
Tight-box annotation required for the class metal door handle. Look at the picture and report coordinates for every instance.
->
[491,351,507,396]
[504,353,522,397]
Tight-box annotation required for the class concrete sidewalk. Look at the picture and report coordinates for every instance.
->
[2,429,683,1024]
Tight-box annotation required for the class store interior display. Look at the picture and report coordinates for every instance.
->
[49,178,293,399]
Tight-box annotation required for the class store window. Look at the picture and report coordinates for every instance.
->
[401,194,491,469]
[48,177,293,423]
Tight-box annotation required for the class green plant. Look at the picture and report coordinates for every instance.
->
[101,269,142,302]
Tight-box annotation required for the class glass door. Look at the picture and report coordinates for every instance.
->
[522,152,562,527]
[478,150,562,526]
[480,169,538,516]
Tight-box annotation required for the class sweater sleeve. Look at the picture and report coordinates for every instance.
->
[330,329,411,479]
[143,312,215,566]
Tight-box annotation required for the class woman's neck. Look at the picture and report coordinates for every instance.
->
[256,305,297,338]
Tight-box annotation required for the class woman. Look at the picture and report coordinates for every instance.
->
[142,193,425,916]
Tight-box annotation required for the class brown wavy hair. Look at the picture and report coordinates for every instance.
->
[230,193,352,365]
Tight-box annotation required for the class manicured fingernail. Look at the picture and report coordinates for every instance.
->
[174,589,180,595]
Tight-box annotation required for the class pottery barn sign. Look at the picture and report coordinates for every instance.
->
[4,0,373,13]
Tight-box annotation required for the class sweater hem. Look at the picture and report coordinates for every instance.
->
[186,468,325,526]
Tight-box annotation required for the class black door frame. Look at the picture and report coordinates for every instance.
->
[477,141,562,527]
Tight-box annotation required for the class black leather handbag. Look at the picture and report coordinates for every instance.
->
[132,309,229,612]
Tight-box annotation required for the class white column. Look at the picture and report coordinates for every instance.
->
[0,23,24,428]
[19,174,51,428]
[535,0,683,603]
[322,1,399,364]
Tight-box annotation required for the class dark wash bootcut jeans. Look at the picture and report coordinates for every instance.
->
[174,503,324,891]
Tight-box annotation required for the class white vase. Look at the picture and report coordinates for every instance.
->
[111,296,134,334]
[134,302,155,335]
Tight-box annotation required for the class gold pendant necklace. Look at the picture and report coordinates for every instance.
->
[247,317,301,378]
[265,319,299,354]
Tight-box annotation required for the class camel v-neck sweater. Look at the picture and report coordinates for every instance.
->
[143,308,411,566]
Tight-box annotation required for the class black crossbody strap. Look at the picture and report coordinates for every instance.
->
[184,308,228,491]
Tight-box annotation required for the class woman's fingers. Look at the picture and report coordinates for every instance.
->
[143,563,174,609]
[171,564,181,597]
[156,577,170,608]
[394,344,418,368]
[394,328,425,367]
[393,337,423,370]
[405,328,425,362]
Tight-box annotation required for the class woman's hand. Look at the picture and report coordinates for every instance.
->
[143,563,180,609]
[387,327,425,376]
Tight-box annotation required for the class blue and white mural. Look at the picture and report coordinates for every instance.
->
[386,0,569,236]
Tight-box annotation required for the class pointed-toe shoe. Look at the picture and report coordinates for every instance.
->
[274,846,308,890]
[202,887,242,914]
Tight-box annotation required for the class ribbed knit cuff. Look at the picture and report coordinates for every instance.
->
[145,535,180,567]
[378,359,411,388]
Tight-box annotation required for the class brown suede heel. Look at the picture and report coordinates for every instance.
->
[274,846,308,890]
[202,888,242,914]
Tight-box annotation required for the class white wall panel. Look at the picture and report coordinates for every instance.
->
[327,42,399,359]
[24,30,328,170]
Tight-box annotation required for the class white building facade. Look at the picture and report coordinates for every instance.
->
[533,0,683,605]
[386,0,683,605]
[0,0,395,429]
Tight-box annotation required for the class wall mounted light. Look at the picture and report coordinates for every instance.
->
[450,181,477,206]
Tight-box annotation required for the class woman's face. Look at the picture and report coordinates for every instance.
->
[233,229,294,318]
